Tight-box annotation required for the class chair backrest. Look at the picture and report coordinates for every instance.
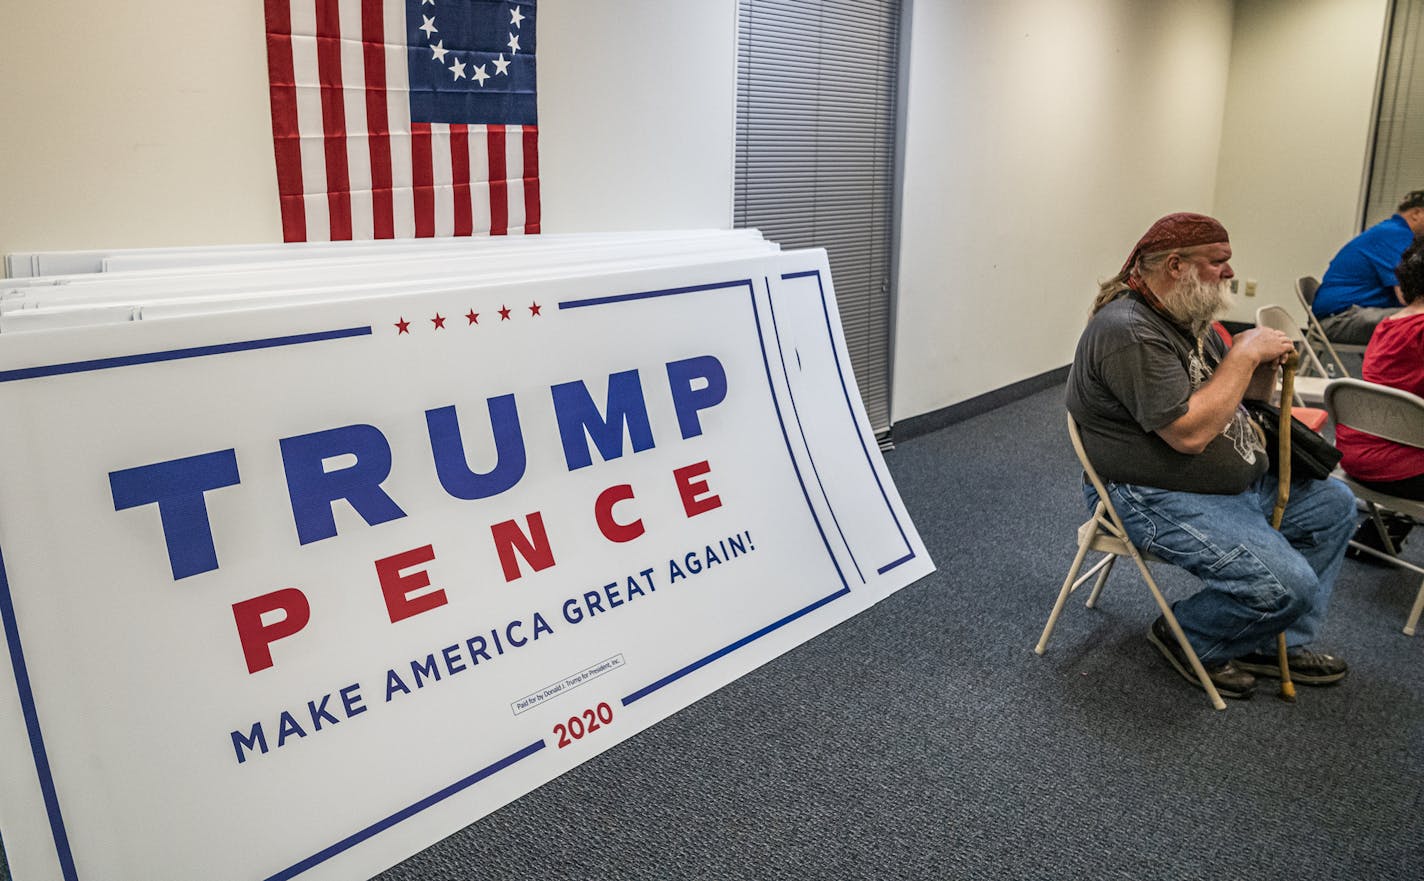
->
[1256,303,1303,342]
[1296,276,1320,309]
[1065,412,1139,535]
[1325,378,1424,450]
[1256,303,1331,378]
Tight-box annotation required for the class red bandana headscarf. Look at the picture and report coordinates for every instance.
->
[1121,212,1229,295]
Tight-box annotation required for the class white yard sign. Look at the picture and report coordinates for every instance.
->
[0,250,932,880]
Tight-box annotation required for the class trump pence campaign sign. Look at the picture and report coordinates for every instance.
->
[0,248,933,880]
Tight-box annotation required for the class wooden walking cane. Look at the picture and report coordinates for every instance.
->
[1270,351,1300,702]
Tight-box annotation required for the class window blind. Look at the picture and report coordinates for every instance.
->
[1364,0,1424,227]
[735,0,902,436]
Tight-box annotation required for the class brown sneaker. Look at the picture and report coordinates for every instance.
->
[1234,648,1348,685]
[1147,616,1257,699]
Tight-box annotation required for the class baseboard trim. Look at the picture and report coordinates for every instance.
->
[892,365,1070,443]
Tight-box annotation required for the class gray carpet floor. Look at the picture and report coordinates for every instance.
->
[5,382,1421,879]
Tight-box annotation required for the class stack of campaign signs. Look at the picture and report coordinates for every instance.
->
[0,232,934,880]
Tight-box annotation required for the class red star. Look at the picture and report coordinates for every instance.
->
[466,309,480,325]
[528,302,542,317]
[498,305,512,321]
[431,313,446,330]
[395,317,410,334]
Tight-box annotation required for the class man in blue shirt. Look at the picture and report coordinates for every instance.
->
[1314,190,1424,344]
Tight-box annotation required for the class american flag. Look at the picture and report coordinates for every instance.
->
[264,0,540,242]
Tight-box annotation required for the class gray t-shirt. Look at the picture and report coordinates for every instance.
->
[1065,293,1267,494]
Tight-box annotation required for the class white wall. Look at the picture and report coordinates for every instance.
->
[0,3,279,256]
[1212,0,1389,325]
[0,0,736,263]
[538,2,737,233]
[892,0,1235,422]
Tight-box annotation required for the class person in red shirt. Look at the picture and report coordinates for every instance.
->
[1336,238,1424,501]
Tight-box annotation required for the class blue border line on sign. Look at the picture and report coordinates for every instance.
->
[0,544,77,881]
[780,270,916,574]
[263,740,547,881]
[765,280,866,584]
[557,280,749,310]
[564,277,854,707]
[0,326,373,384]
[621,585,849,706]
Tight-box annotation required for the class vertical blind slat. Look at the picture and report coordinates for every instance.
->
[1365,0,1424,227]
[734,0,900,436]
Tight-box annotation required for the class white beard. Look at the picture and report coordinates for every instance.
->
[1163,270,1231,337]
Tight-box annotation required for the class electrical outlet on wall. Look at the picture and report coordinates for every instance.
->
[1244,279,1257,297]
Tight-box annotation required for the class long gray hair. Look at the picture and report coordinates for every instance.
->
[1090,247,1202,317]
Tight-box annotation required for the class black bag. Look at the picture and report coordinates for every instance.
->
[1242,399,1342,481]
[1347,511,1413,561]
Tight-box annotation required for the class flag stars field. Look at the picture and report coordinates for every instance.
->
[424,1,526,90]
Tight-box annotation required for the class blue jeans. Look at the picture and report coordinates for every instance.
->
[1086,475,1356,663]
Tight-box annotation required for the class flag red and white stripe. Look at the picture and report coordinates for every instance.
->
[264,0,540,242]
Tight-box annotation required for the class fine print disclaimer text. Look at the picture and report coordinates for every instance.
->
[512,654,627,716]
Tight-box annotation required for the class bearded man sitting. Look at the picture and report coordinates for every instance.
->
[1065,213,1354,700]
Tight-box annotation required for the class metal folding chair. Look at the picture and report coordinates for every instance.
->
[1324,378,1424,635]
[1297,276,1364,378]
[1035,413,1227,709]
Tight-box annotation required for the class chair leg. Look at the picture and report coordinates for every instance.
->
[1130,553,1227,710]
[1366,502,1401,556]
[1317,332,1352,378]
[1085,556,1116,609]
[1406,577,1424,637]
[1344,507,1424,634]
[1036,530,1096,655]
